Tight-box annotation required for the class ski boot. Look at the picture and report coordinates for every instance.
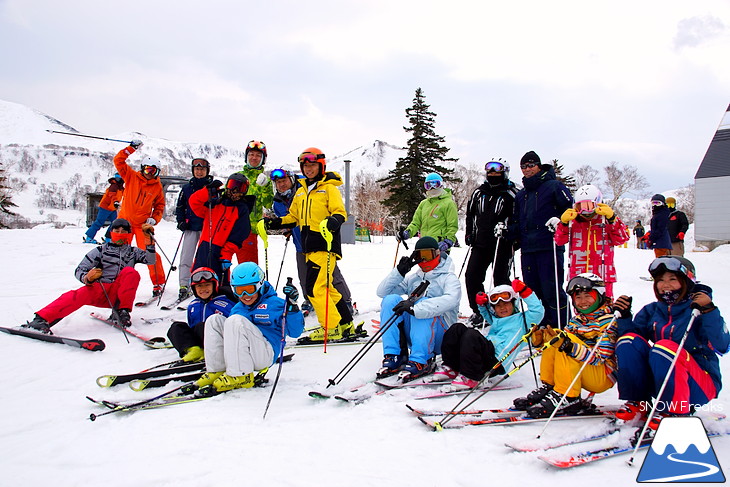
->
[526,389,583,418]
[513,383,553,410]
[377,354,406,379]
[21,314,52,335]
[398,359,435,383]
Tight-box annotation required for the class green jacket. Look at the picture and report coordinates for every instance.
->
[406,188,459,243]
[237,166,273,235]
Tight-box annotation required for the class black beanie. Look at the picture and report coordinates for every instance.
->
[521,151,540,165]
[415,236,439,250]
[651,194,665,204]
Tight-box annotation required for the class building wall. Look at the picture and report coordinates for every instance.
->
[695,175,730,248]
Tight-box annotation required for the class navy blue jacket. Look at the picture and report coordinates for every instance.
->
[176,175,213,232]
[510,165,573,253]
[649,205,672,250]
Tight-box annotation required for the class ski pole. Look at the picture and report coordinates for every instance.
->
[489,236,501,291]
[88,384,186,421]
[393,239,401,268]
[257,220,269,281]
[319,220,334,353]
[157,232,184,306]
[96,279,130,344]
[149,234,177,270]
[536,312,619,438]
[275,234,291,290]
[46,129,132,144]
[551,237,564,330]
[627,308,701,466]
[458,246,471,279]
[263,277,293,420]
[326,280,430,387]
[514,258,539,388]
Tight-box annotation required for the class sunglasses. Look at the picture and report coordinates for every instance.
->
[192,159,209,168]
[485,162,506,173]
[648,257,695,282]
[248,141,266,151]
[269,168,289,181]
[234,283,260,297]
[226,178,249,193]
[424,180,443,190]
[191,269,216,285]
[520,162,538,169]
[574,201,597,214]
[141,165,160,178]
[651,200,664,206]
[299,153,325,164]
[488,291,514,304]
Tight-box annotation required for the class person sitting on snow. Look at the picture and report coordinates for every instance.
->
[433,279,544,391]
[166,267,236,363]
[190,262,304,393]
[21,218,156,334]
[376,236,461,382]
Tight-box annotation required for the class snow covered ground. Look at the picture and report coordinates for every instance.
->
[1,222,728,486]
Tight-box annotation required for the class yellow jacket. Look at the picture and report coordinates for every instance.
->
[281,172,347,258]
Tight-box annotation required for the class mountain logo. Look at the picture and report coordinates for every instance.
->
[637,416,725,483]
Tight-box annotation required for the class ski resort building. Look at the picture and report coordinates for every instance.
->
[694,104,730,250]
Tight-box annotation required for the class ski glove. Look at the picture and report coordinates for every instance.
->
[545,217,561,233]
[177,221,189,231]
[324,215,343,232]
[613,295,633,319]
[558,336,575,356]
[220,259,232,271]
[255,173,268,186]
[677,232,685,240]
[560,209,578,224]
[283,283,299,303]
[438,238,453,252]
[494,222,507,238]
[511,279,532,298]
[691,292,716,314]
[141,223,155,235]
[396,228,410,242]
[264,217,282,230]
[113,201,121,210]
[130,139,143,149]
[392,298,415,316]
[396,255,417,276]
[595,203,614,221]
[85,268,103,284]
[475,292,488,306]
[464,234,473,246]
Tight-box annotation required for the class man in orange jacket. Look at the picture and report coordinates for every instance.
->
[114,139,167,295]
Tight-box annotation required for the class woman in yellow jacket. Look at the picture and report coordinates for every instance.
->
[265,148,354,343]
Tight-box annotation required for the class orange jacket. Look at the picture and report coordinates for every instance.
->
[99,181,124,211]
[114,147,165,226]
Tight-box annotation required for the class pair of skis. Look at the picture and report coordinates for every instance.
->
[0,326,105,351]
[89,312,171,348]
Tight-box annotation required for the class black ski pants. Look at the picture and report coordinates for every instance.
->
[464,240,512,315]
[441,323,502,381]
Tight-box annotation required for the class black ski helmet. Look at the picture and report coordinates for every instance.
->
[225,173,250,195]
[648,256,696,302]
[191,158,210,177]
[110,218,131,233]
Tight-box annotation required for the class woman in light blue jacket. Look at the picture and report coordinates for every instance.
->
[433,279,544,391]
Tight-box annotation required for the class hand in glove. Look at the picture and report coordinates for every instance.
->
[494,222,507,238]
[283,279,299,313]
[691,291,716,314]
[141,223,155,235]
[613,295,633,319]
[558,336,575,355]
[130,139,143,150]
[594,203,614,221]
[220,259,232,271]
[113,201,121,210]
[177,221,189,231]
[438,238,453,252]
[560,209,578,224]
[475,292,489,306]
[464,234,473,246]
[511,279,532,298]
[324,215,342,232]
[396,255,417,276]
[85,268,103,284]
[392,298,415,315]
[396,228,410,242]
[264,217,282,230]
[677,232,685,240]
[255,173,269,186]
[207,180,223,200]
[545,216,561,233]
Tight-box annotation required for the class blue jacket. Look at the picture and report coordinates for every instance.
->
[229,281,304,362]
[648,206,672,250]
[617,284,729,392]
[175,175,213,232]
[510,165,573,253]
[186,294,236,328]
[478,292,544,370]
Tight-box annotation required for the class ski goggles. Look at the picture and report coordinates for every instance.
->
[424,180,443,190]
[141,165,160,178]
[247,140,266,151]
[574,201,597,214]
[226,178,249,193]
[520,162,538,169]
[651,200,664,206]
[269,168,289,181]
[566,276,602,295]
[485,161,506,173]
[190,269,217,285]
[233,282,261,297]
[298,153,325,164]
[414,248,438,262]
[488,291,514,304]
[648,257,696,282]
[192,159,209,168]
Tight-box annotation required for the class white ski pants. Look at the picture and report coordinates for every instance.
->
[203,314,274,376]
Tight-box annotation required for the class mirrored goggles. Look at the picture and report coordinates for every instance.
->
[226,178,249,193]
[298,153,325,164]
[141,165,160,178]
[424,180,443,190]
[248,140,266,151]
[648,257,695,282]
[485,161,506,173]
[520,162,538,169]
[574,201,597,214]
[269,168,288,181]
[651,200,664,206]
[414,248,438,262]
[488,291,514,304]
[234,283,260,297]
[566,276,599,295]
[192,159,209,168]
[191,269,216,285]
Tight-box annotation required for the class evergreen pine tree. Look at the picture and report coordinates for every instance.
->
[552,159,576,192]
[0,162,18,229]
[379,88,459,224]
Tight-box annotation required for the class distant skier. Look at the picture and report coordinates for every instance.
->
[84,173,124,244]
[666,196,689,257]
[646,194,672,258]
[632,220,646,249]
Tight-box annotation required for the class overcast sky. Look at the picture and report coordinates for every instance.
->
[1,0,728,194]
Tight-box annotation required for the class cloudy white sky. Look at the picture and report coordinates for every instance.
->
[1,0,728,194]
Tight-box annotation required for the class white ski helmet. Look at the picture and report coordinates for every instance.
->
[573,184,602,216]
[487,284,518,313]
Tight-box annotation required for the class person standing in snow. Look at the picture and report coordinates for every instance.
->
[633,220,646,249]
[432,279,543,391]
[397,172,459,253]
[612,256,729,432]
[113,140,167,296]
[377,236,461,381]
[234,140,273,265]
[646,194,672,258]
[666,197,689,257]
[191,262,304,393]
[553,184,629,297]
[175,158,214,302]
[21,218,156,333]
[166,267,236,363]
[84,173,124,244]
[463,159,517,325]
[509,151,573,328]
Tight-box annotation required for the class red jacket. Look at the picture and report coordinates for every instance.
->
[189,187,252,261]
[99,181,123,212]
[554,215,628,283]
[114,147,165,226]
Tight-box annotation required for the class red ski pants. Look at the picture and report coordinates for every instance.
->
[36,267,141,324]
